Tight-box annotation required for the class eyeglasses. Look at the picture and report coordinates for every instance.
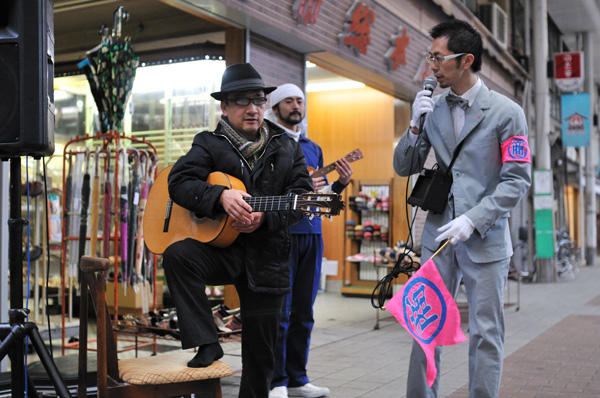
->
[226,97,267,106]
[425,52,466,65]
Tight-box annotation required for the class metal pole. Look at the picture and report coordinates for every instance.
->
[583,31,597,266]
[532,0,556,282]
[8,157,25,397]
[579,148,586,263]
[0,161,9,372]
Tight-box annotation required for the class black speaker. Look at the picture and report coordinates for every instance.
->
[0,0,54,157]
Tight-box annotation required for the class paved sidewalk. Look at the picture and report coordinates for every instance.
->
[219,264,600,397]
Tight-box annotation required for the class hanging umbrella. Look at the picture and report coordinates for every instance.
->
[77,151,92,284]
[89,149,101,257]
[127,148,140,285]
[103,147,113,258]
[80,8,138,132]
[78,56,110,133]
[119,147,129,291]
[92,36,138,131]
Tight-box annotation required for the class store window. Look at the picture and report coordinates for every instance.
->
[53,59,225,170]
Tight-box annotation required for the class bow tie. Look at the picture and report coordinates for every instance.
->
[446,93,469,110]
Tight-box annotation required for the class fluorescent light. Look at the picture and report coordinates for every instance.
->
[133,60,226,94]
[306,61,317,68]
[306,79,365,92]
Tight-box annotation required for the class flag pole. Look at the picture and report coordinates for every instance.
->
[382,239,451,311]
[430,239,451,260]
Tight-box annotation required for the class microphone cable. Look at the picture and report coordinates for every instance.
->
[371,79,436,309]
[370,165,422,309]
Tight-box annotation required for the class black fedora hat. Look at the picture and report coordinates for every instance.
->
[211,63,276,100]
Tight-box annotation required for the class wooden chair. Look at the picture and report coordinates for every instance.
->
[78,256,232,398]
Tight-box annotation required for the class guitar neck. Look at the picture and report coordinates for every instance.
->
[245,196,292,212]
[311,150,361,179]
[311,164,337,179]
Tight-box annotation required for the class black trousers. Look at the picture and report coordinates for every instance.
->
[162,238,284,398]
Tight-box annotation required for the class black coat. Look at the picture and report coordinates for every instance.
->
[167,120,313,294]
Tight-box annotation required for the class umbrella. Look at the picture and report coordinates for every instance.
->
[127,148,140,285]
[89,149,101,256]
[80,7,138,132]
[103,147,113,258]
[93,37,138,131]
[119,147,129,291]
[77,151,92,285]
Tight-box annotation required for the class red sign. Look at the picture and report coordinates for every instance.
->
[338,1,375,55]
[554,52,584,92]
[385,27,410,70]
[555,52,582,79]
[293,0,323,25]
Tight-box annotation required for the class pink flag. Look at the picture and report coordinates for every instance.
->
[386,257,467,386]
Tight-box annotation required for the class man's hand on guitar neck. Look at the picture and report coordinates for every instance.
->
[334,158,353,186]
[310,158,353,193]
[220,188,254,225]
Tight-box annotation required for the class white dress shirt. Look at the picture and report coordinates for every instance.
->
[449,77,482,139]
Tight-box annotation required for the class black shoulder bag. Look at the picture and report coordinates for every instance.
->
[407,139,466,214]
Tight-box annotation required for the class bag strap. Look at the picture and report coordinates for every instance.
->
[444,137,468,173]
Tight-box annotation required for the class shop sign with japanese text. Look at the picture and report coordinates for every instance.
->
[293,0,322,25]
[338,0,375,55]
[554,52,584,92]
[385,26,410,71]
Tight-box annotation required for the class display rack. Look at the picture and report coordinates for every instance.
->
[60,130,158,353]
[341,178,401,296]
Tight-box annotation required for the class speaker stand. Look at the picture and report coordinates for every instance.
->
[1,157,71,397]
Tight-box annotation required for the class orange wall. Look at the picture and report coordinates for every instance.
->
[307,86,409,279]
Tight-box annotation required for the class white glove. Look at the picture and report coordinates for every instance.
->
[410,89,434,129]
[435,214,475,245]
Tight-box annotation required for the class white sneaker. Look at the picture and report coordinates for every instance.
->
[288,383,330,397]
[269,386,288,398]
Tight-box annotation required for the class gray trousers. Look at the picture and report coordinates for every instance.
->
[406,243,509,398]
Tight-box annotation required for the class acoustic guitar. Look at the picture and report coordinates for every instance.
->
[143,166,344,254]
[308,148,363,178]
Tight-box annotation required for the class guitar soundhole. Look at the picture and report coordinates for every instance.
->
[189,211,222,224]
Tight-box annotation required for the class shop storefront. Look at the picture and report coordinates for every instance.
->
[47,0,529,298]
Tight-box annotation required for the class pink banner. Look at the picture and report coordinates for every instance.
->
[386,258,467,386]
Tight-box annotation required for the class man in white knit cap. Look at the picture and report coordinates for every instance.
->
[266,84,352,398]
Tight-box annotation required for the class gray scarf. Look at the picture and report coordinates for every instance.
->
[218,117,270,169]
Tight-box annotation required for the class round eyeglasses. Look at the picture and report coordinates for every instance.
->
[425,52,466,65]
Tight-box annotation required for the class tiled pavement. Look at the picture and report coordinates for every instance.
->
[219,263,600,397]
[450,315,600,398]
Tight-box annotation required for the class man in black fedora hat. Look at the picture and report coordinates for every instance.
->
[162,63,313,397]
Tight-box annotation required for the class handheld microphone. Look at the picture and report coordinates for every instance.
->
[419,76,438,132]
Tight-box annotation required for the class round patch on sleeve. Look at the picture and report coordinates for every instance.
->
[501,136,530,163]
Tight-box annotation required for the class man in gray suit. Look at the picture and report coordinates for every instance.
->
[394,19,531,398]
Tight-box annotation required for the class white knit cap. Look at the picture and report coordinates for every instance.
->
[268,83,305,108]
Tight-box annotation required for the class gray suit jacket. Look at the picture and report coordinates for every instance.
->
[394,82,531,263]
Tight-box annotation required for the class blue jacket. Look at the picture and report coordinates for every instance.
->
[290,135,346,234]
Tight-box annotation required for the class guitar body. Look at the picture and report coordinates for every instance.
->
[143,166,245,254]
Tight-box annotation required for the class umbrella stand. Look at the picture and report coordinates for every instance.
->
[59,131,157,354]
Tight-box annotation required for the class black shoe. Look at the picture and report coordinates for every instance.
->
[187,342,224,368]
